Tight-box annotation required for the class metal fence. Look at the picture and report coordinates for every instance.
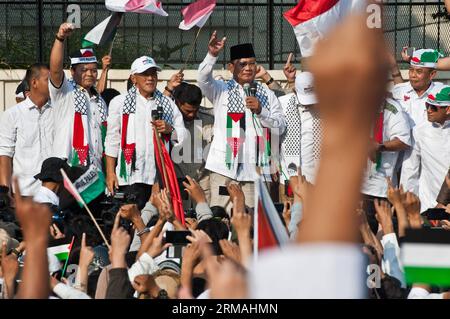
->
[0,1,450,69]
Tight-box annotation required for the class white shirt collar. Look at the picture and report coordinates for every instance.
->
[24,97,51,110]
[33,186,59,206]
[406,81,434,98]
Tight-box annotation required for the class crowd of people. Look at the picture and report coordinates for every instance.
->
[0,9,449,300]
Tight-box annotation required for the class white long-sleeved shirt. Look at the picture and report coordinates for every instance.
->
[0,97,53,196]
[380,233,406,288]
[198,53,286,181]
[105,91,187,186]
[361,99,411,198]
[392,81,444,128]
[401,119,450,212]
[49,75,105,170]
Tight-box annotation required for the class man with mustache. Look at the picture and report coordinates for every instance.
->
[104,56,187,209]
[197,32,286,211]
[49,23,108,172]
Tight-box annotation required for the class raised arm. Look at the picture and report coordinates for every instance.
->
[96,55,112,95]
[298,14,389,243]
[50,23,74,87]
[14,179,52,299]
[197,31,226,103]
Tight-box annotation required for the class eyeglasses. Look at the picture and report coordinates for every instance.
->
[425,102,447,112]
[238,61,257,69]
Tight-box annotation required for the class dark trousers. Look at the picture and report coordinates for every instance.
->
[118,183,152,210]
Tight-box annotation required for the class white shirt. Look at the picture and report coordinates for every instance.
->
[49,75,105,170]
[392,81,444,128]
[198,53,286,181]
[0,97,53,196]
[33,186,59,206]
[279,93,320,184]
[249,243,366,298]
[401,119,450,212]
[105,91,187,186]
[362,99,411,198]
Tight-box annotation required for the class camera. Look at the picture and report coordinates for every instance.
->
[184,207,196,219]
[100,190,138,231]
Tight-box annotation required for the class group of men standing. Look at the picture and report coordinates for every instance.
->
[0,22,448,225]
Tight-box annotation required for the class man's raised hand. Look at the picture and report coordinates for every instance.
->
[208,30,226,57]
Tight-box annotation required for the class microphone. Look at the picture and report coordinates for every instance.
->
[151,110,159,121]
[157,106,164,120]
[243,83,250,97]
[249,82,257,97]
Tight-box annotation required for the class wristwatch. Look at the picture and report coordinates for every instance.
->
[265,77,274,86]
[137,227,150,237]
[10,248,22,258]
[378,143,387,152]
[165,86,173,94]
[55,34,65,42]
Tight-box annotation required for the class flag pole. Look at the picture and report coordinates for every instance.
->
[61,236,75,278]
[180,26,203,73]
[60,169,111,250]
[82,200,111,250]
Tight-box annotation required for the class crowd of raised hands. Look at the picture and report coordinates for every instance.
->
[1,8,450,299]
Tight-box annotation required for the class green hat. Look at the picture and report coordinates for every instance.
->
[427,86,450,107]
[410,49,443,68]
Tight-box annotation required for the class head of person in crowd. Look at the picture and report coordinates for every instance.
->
[228,43,257,86]
[197,218,229,255]
[173,82,203,122]
[69,48,99,91]
[408,49,441,92]
[152,269,181,299]
[25,63,50,105]
[15,79,30,103]
[34,157,71,200]
[295,71,317,108]
[101,88,120,107]
[130,56,161,99]
[425,85,450,124]
[210,205,231,230]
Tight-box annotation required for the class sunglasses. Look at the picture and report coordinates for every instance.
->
[425,103,447,112]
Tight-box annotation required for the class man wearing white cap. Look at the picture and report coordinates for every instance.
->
[396,48,445,128]
[279,72,321,186]
[104,56,187,209]
[401,85,450,212]
[49,23,108,171]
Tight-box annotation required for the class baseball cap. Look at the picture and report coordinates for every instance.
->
[295,72,317,106]
[130,56,161,75]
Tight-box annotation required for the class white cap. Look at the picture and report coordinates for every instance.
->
[295,72,317,106]
[130,56,161,75]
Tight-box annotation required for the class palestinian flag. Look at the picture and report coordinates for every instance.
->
[179,0,216,30]
[82,12,123,48]
[283,0,365,57]
[48,241,73,262]
[254,176,289,253]
[61,167,105,207]
[106,0,168,16]
[401,228,450,287]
